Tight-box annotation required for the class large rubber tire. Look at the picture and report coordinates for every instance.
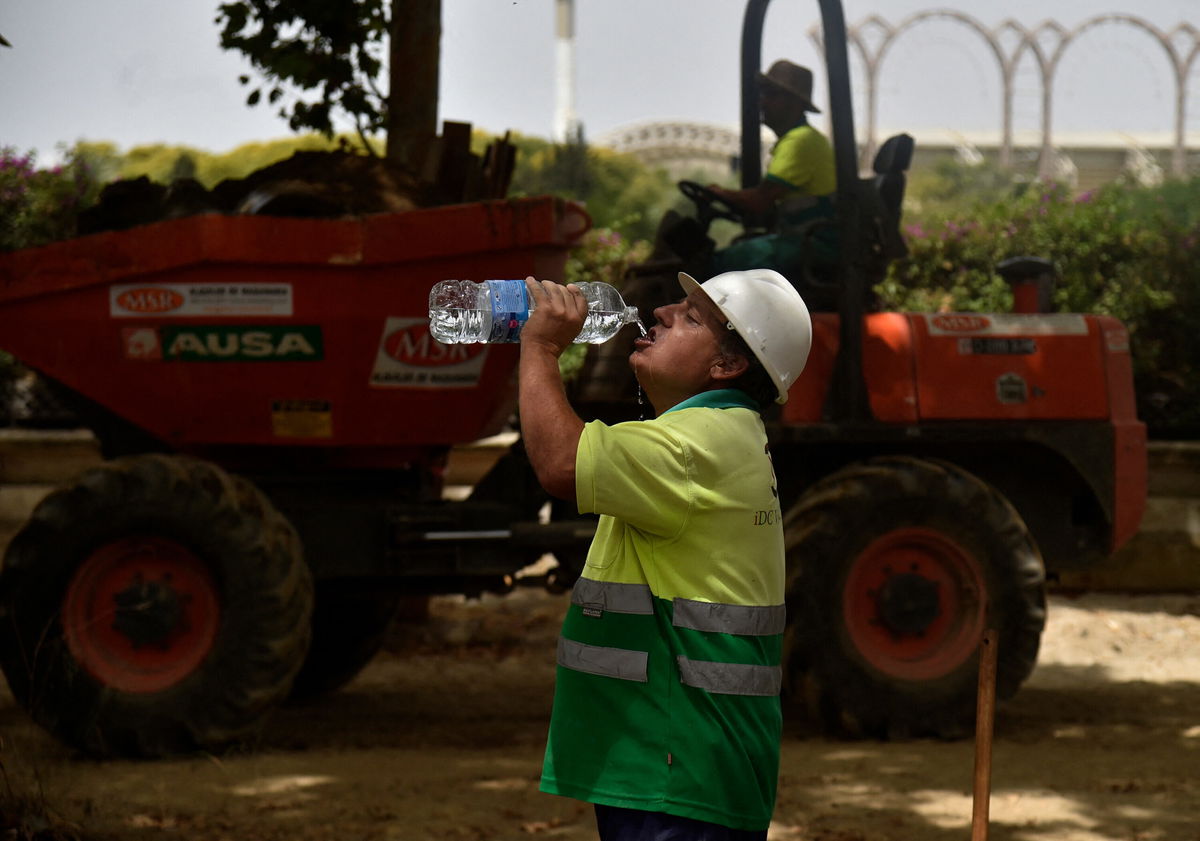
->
[0,454,313,757]
[287,587,401,700]
[782,456,1046,739]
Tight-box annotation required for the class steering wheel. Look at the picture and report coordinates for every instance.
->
[677,180,745,229]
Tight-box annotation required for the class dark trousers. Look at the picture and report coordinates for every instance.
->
[594,804,768,841]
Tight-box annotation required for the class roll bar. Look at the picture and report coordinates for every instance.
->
[739,0,871,421]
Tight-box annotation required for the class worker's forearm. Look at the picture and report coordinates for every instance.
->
[518,345,583,500]
[714,181,788,219]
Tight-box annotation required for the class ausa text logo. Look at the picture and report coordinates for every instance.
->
[158,326,323,361]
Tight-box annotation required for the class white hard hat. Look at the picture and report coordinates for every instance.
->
[678,269,812,404]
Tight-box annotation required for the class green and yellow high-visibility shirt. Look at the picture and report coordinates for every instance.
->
[540,389,786,832]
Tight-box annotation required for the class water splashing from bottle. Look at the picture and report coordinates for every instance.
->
[635,319,649,419]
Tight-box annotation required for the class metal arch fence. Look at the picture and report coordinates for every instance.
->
[600,11,1198,181]
[814,9,1200,177]
[598,121,743,159]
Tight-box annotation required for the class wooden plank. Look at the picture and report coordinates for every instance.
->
[435,120,474,203]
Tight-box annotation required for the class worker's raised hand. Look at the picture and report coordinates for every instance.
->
[521,277,587,357]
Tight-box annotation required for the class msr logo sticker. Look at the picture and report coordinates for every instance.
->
[930,313,1089,337]
[383,323,486,366]
[161,326,323,361]
[110,283,293,317]
[115,287,186,315]
[370,317,487,388]
[930,314,992,333]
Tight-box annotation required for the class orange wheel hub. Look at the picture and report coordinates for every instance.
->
[62,537,219,693]
[843,528,986,681]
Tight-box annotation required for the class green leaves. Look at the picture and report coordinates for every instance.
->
[507,133,675,244]
[216,0,390,153]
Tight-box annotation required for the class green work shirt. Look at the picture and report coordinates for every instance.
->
[540,389,786,832]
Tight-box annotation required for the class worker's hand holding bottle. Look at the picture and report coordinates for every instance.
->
[520,277,588,358]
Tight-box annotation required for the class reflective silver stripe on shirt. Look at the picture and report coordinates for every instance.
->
[677,656,782,697]
[571,578,654,615]
[558,637,649,683]
[672,598,786,636]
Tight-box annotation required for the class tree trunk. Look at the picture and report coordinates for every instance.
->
[387,0,441,169]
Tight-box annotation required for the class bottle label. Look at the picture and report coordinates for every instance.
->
[485,279,529,343]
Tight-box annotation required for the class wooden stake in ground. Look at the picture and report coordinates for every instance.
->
[972,628,999,841]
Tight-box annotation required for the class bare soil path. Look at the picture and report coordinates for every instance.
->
[3,591,1198,841]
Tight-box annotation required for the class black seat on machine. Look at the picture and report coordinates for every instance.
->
[792,132,914,310]
[866,132,915,262]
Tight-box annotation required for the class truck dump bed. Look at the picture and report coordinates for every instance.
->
[0,197,587,459]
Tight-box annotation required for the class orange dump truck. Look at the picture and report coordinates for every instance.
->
[0,197,593,755]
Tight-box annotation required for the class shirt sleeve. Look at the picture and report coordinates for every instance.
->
[575,419,691,538]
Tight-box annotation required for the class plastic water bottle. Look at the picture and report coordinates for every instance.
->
[428,279,642,344]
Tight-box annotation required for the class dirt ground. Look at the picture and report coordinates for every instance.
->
[3,590,1199,841]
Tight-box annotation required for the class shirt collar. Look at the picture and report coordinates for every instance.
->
[662,388,760,415]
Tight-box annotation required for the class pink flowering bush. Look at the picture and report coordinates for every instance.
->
[566,227,651,290]
[0,147,101,251]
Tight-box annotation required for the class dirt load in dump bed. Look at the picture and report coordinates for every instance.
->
[76,150,424,236]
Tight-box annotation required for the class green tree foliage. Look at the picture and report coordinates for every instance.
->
[216,0,389,150]
[214,0,440,168]
[507,131,676,244]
